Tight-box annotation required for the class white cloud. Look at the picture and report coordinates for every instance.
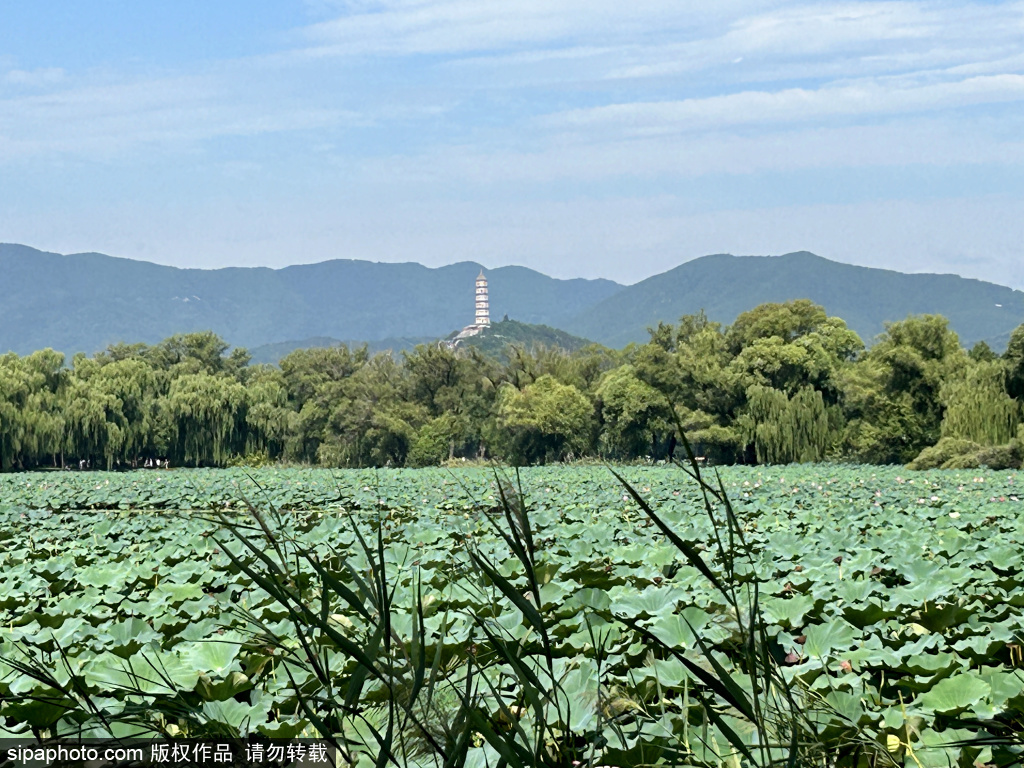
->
[548,74,1024,135]
[600,2,1024,84]
[352,115,1024,185]
[299,0,770,56]
[3,68,65,87]
[724,2,933,54]
[0,71,355,161]
[4,0,1022,168]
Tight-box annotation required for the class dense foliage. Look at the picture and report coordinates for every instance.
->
[2,303,1024,470]
[2,465,1022,765]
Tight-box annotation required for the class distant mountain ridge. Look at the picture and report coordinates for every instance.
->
[563,251,1024,349]
[0,244,620,357]
[2,244,1022,357]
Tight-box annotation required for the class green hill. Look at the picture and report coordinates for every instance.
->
[451,319,594,358]
[565,252,1024,349]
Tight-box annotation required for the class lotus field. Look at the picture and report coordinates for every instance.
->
[1,465,1023,766]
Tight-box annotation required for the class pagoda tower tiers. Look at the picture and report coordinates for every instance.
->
[474,270,490,326]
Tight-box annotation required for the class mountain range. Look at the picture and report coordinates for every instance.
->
[563,251,1024,350]
[2,243,1022,357]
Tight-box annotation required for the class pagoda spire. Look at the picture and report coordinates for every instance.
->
[474,270,490,326]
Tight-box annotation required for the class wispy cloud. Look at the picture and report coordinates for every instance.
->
[4,0,1022,164]
[298,0,767,56]
[3,67,65,87]
[547,74,1024,136]
[350,115,1024,185]
[0,69,355,161]
[604,2,1024,83]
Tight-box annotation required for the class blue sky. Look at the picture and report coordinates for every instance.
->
[2,1,1023,286]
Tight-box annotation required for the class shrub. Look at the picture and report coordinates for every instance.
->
[940,451,981,470]
[973,443,1022,470]
[226,449,272,468]
[910,436,1023,471]
[907,437,981,470]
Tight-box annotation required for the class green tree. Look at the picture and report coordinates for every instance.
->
[969,340,997,363]
[727,303,862,400]
[842,315,966,463]
[89,357,166,465]
[726,299,834,353]
[594,365,671,458]
[407,413,462,467]
[62,357,131,469]
[165,372,247,466]
[19,350,68,467]
[741,386,832,464]
[404,344,466,417]
[280,344,370,462]
[633,313,738,420]
[318,355,424,467]
[244,367,292,458]
[0,355,30,470]
[1004,323,1024,399]
[940,361,1019,446]
[494,375,593,463]
[148,332,249,378]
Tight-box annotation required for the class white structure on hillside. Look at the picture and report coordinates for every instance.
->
[474,270,490,327]
[446,269,493,348]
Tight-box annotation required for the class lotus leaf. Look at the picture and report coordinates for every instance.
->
[803,619,858,659]
[3,463,1024,752]
[917,673,991,714]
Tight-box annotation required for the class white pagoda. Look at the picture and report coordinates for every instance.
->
[446,269,493,347]
[474,270,491,327]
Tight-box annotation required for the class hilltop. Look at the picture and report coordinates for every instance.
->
[448,319,594,358]
[564,252,1024,349]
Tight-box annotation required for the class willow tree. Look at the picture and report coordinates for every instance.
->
[88,358,167,464]
[743,385,831,464]
[841,314,967,464]
[21,350,68,466]
[0,350,67,469]
[165,372,248,466]
[0,354,30,470]
[941,361,1019,446]
[62,375,127,469]
[64,355,164,469]
[243,367,291,458]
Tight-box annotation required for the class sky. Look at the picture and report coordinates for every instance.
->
[1,1,1023,286]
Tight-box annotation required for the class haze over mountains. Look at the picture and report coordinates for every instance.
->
[2,243,1022,358]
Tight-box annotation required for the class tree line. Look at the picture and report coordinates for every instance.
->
[3,300,1024,470]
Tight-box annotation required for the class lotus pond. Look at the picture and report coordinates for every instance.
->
[1,465,1023,766]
